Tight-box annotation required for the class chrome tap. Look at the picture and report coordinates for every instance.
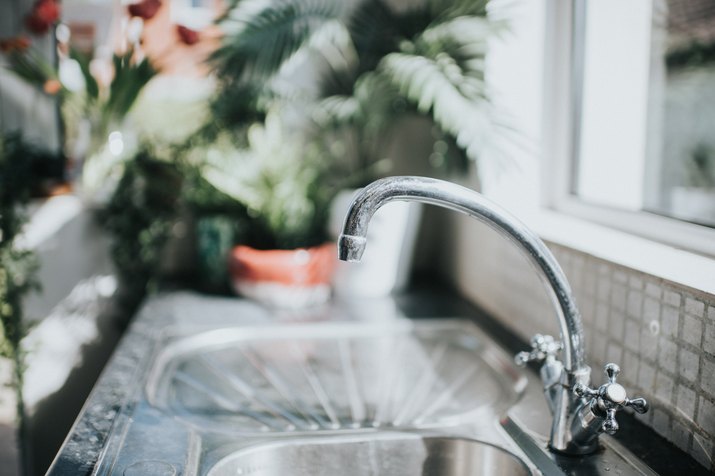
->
[336,176,647,455]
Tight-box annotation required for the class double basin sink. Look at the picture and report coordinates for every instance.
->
[97,318,536,475]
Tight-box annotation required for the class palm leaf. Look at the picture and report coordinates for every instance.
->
[210,81,270,129]
[211,0,344,82]
[426,0,489,23]
[379,16,499,162]
[346,0,404,74]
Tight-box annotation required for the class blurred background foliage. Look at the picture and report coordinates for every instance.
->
[2,0,503,308]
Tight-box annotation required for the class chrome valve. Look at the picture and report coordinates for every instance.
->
[573,363,649,435]
[516,334,566,415]
[515,334,563,366]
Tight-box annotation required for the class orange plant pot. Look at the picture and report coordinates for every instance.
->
[228,243,336,308]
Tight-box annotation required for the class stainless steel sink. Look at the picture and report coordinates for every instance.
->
[94,318,534,475]
[206,433,532,476]
[145,320,526,435]
[81,300,660,476]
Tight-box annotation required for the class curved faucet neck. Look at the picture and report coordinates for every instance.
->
[337,176,587,373]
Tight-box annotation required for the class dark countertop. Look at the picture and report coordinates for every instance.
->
[47,289,710,475]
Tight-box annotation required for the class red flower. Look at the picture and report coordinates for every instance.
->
[127,0,162,21]
[0,36,31,53]
[25,0,61,35]
[176,25,200,46]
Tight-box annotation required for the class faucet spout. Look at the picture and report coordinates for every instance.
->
[337,176,601,454]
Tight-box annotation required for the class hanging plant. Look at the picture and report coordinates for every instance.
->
[0,133,40,435]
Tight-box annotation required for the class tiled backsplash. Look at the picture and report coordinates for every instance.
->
[446,219,715,471]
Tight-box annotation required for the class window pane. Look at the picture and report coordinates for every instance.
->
[573,0,715,228]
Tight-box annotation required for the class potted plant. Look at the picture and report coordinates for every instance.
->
[186,109,339,308]
[209,0,502,296]
[211,0,499,170]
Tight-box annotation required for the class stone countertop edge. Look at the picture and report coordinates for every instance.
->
[46,294,172,475]
[46,291,272,475]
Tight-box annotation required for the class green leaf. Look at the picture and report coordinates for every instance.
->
[379,16,500,162]
[69,48,99,100]
[4,48,59,92]
[105,52,157,124]
[212,0,344,81]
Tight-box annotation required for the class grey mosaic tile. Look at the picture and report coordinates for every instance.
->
[682,314,703,347]
[614,269,628,284]
[655,371,675,402]
[643,296,660,322]
[645,281,661,299]
[658,337,678,374]
[579,299,596,326]
[591,333,608,364]
[612,286,627,313]
[676,384,697,419]
[629,275,643,290]
[572,254,585,273]
[652,407,671,436]
[664,289,682,308]
[627,289,643,318]
[467,240,715,467]
[697,397,715,437]
[609,311,626,340]
[597,277,611,303]
[671,418,692,453]
[661,305,680,339]
[624,319,640,349]
[701,357,715,396]
[678,348,700,383]
[606,341,624,368]
[705,322,715,356]
[595,303,609,332]
[583,271,597,297]
[679,347,700,384]
[640,328,659,362]
[622,349,639,378]
[686,297,706,317]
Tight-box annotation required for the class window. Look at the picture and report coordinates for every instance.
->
[548,0,715,256]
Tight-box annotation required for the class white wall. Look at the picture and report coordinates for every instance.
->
[440,0,547,311]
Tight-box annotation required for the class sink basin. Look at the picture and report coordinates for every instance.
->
[56,293,664,476]
[93,318,530,475]
[146,320,526,434]
[207,433,533,476]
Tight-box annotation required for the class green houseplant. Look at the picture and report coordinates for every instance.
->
[201,0,503,301]
[0,133,40,468]
[186,109,340,307]
[211,0,502,179]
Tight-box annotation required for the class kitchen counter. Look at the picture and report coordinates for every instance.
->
[47,289,709,475]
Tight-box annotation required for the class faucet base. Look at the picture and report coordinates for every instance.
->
[502,415,657,475]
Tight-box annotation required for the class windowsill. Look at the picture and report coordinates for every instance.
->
[530,209,715,296]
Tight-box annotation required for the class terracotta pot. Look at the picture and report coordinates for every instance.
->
[228,243,336,308]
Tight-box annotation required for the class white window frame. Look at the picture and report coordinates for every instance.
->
[541,0,715,258]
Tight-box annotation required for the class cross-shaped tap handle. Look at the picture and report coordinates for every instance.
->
[515,334,563,366]
[573,363,649,435]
